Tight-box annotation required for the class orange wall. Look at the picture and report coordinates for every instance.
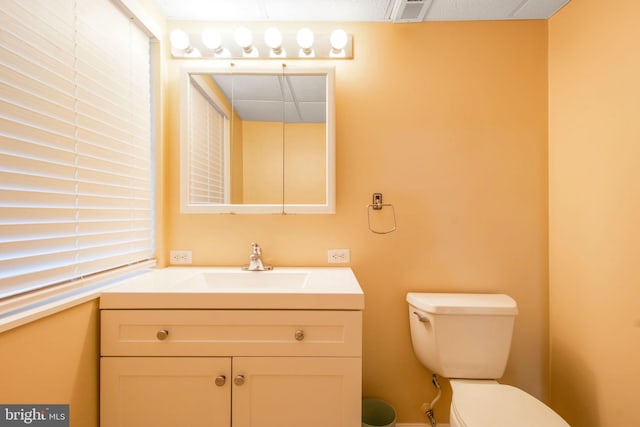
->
[241,121,284,203]
[0,301,100,427]
[0,10,552,427]
[5,3,639,424]
[0,17,548,427]
[242,121,325,204]
[283,122,326,204]
[166,21,549,423]
[548,1,640,425]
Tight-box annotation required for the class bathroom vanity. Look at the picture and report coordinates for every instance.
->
[99,267,364,427]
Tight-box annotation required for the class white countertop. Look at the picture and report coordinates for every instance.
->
[100,267,364,310]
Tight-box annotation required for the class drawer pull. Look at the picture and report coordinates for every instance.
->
[156,329,169,340]
[294,330,305,341]
[234,375,245,386]
[215,375,226,387]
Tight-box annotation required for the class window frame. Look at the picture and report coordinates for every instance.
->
[0,0,162,331]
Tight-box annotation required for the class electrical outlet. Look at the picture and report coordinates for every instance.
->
[328,249,350,264]
[169,250,192,265]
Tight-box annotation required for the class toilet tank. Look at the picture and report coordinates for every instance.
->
[407,293,518,379]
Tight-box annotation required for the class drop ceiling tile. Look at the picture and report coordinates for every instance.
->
[153,0,570,21]
[511,0,571,19]
[287,75,326,102]
[263,0,392,21]
[154,0,265,20]
[235,99,285,121]
[426,0,526,21]
[297,102,327,123]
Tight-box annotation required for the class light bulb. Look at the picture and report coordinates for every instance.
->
[264,27,282,49]
[264,27,285,57]
[234,26,258,56]
[201,28,222,50]
[169,29,190,51]
[330,29,348,50]
[201,28,230,57]
[296,28,314,49]
[330,29,348,57]
[234,27,253,48]
[297,28,315,57]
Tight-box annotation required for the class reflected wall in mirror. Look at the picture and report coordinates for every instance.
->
[179,63,335,214]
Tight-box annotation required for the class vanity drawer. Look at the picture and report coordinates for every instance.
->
[101,310,362,357]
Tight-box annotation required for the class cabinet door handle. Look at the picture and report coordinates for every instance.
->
[294,329,305,341]
[234,375,245,386]
[156,329,169,340]
[215,375,226,387]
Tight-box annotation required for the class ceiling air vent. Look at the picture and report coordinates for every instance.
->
[388,0,432,23]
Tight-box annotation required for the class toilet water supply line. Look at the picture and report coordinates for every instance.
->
[425,374,441,427]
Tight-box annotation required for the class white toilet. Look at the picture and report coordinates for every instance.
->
[407,292,570,427]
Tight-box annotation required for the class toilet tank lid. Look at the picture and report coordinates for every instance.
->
[406,293,518,315]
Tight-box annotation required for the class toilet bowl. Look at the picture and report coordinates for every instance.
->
[449,380,568,427]
[406,293,569,427]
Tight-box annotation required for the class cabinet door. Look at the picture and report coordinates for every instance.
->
[232,357,361,427]
[101,357,230,427]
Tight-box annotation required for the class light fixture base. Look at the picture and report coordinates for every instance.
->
[168,24,353,60]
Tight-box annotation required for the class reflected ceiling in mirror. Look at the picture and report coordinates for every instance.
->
[211,73,326,123]
[179,63,335,214]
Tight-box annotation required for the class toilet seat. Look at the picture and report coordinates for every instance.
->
[450,380,569,427]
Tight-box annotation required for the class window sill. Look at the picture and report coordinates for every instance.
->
[0,261,156,333]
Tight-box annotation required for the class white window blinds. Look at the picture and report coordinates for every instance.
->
[188,79,228,205]
[0,0,154,299]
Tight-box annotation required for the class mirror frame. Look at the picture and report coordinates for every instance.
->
[179,62,336,214]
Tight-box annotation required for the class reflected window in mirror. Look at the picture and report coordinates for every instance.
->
[187,75,230,205]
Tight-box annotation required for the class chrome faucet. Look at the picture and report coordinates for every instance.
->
[242,243,273,271]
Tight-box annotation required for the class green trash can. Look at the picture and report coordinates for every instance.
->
[362,398,396,427]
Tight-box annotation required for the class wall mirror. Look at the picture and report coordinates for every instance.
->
[180,62,335,214]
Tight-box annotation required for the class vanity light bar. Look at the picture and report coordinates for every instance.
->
[169,26,353,60]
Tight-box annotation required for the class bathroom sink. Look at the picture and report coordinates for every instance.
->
[99,267,364,310]
[175,271,310,291]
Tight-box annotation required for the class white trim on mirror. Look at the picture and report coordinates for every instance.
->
[179,61,336,214]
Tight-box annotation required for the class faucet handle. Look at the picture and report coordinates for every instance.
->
[242,242,273,271]
[251,242,261,255]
